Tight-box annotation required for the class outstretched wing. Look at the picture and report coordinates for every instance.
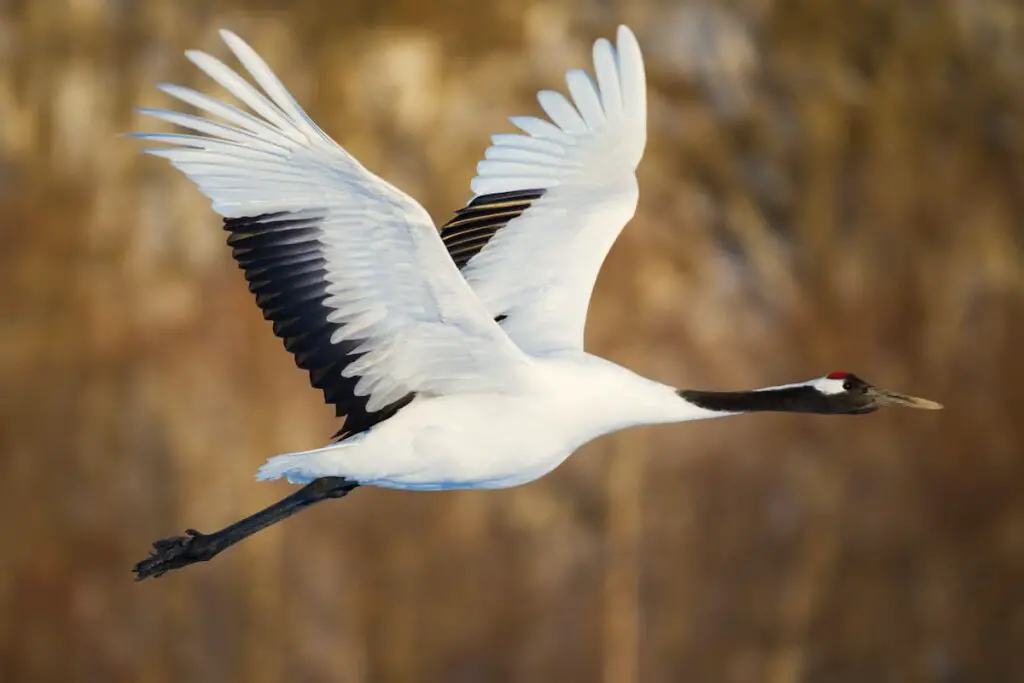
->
[135,30,528,438]
[439,25,647,354]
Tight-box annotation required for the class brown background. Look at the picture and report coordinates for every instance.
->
[2,0,1023,681]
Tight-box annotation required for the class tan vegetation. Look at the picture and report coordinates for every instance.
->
[1,0,1022,681]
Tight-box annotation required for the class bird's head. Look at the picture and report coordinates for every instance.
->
[678,372,943,416]
[809,371,943,414]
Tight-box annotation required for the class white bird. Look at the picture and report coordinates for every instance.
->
[131,26,941,579]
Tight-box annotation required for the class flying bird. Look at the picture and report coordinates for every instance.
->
[131,26,941,580]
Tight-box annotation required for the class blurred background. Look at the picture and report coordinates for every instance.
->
[2,0,1023,681]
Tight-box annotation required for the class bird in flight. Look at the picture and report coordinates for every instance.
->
[131,26,941,580]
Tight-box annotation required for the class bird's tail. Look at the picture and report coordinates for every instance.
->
[255,453,319,484]
[256,434,372,485]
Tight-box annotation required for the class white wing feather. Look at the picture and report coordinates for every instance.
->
[135,30,528,413]
[463,26,647,353]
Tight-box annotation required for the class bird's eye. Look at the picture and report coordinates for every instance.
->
[843,379,854,391]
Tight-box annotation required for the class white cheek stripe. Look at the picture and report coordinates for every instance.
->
[811,377,847,395]
[754,377,847,396]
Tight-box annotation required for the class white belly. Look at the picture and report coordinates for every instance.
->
[257,392,584,489]
[357,393,584,489]
[254,355,689,490]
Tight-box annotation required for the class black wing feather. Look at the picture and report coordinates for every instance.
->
[224,211,414,440]
[439,189,545,268]
[439,188,544,325]
[225,190,544,440]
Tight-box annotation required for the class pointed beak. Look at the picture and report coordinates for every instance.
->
[865,386,943,410]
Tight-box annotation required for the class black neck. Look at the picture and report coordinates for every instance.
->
[678,386,869,415]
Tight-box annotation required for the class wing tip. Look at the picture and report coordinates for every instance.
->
[470,25,647,197]
[616,25,639,50]
[614,24,646,85]
[218,28,258,63]
[154,82,182,95]
[183,49,209,65]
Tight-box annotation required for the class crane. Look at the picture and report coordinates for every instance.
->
[131,26,941,580]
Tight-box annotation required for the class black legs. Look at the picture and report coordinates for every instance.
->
[133,477,359,580]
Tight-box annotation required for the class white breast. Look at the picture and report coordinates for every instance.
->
[255,354,687,490]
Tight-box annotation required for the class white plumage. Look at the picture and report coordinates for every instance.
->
[131,25,942,579]
[467,34,646,353]
[135,26,667,490]
[134,26,939,492]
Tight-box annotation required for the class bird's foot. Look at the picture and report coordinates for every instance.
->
[133,528,218,580]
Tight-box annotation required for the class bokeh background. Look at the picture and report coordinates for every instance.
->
[2,0,1023,681]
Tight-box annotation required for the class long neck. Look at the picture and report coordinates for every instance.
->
[570,360,839,434]
[677,383,839,415]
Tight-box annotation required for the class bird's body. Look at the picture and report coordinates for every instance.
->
[257,355,711,490]
[130,25,940,579]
